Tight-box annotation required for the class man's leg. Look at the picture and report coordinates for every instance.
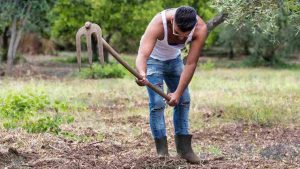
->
[146,62,168,156]
[146,74,166,139]
[163,57,190,135]
[164,77,190,135]
[164,57,200,164]
[174,89,190,135]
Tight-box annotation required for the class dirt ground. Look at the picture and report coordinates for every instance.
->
[0,55,299,168]
[0,122,299,169]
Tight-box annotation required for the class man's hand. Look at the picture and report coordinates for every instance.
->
[167,92,180,106]
[135,74,149,86]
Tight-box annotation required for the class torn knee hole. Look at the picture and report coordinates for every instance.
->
[180,101,190,106]
[152,106,164,111]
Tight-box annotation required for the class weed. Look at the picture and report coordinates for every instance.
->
[200,59,215,71]
[59,131,104,142]
[207,145,222,156]
[0,89,75,134]
[77,63,126,79]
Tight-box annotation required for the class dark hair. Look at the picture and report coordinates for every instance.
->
[174,6,197,32]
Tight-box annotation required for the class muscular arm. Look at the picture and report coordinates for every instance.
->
[174,23,208,98]
[136,14,162,77]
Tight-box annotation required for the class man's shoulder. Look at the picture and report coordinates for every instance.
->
[194,19,208,38]
[151,12,163,25]
[146,13,164,38]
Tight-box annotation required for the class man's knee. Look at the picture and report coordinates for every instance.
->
[179,91,190,106]
[150,97,165,112]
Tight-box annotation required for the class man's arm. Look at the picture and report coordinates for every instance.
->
[168,23,208,106]
[135,14,162,84]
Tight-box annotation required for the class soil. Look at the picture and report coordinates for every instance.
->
[0,124,299,169]
[0,55,299,168]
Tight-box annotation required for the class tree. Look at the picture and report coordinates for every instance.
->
[211,0,300,65]
[50,0,221,58]
[212,0,300,34]
[89,0,159,61]
[0,0,54,75]
[50,0,163,62]
[50,0,92,50]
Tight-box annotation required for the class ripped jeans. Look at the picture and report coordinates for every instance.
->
[146,56,190,139]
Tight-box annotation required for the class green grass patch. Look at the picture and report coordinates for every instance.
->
[207,145,222,156]
[22,115,74,134]
[0,88,76,133]
[50,51,81,63]
[51,51,136,66]
[1,67,299,134]
[51,55,82,63]
[200,59,215,71]
[0,89,49,120]
[76,63,127,79]
[59,131,105,142]
[189,68,300,128]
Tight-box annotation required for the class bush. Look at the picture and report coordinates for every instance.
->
[0,90,49,120]
[0,89,75,133]
[22,115,74,134]
[200,59,215,71]
[78,63,126,79]
[242,55,295,68]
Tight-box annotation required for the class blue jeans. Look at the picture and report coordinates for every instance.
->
[146,56,190,139]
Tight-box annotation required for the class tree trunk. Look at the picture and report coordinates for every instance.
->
[6,18,17,75]
[91,33,98,62]
[12,28,23,59]
[229,43,234,59]
[6,18,24,75]
[5,4,31,75]
[244,42,250,55]
[2,26,9,61]
[263,47,276,64]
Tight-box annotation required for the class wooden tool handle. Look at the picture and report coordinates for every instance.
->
[101,38,171,101]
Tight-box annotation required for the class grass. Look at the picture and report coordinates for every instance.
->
[59,131,105,142]
[0,64,299,136]
[51,51,136,67]
[200,56,300,70]
[189,68,300,128]
[0,86,77,133]
[206,145,222,156]
[0,52,300,137]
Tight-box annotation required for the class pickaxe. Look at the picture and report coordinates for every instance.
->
[76,22,171,101]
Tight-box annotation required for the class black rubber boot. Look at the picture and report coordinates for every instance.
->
[154,136,169,157]
[175,134,200,164]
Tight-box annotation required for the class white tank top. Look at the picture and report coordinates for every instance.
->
[149,10,196,61]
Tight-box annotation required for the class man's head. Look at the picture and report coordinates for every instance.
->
[174,6,197,32]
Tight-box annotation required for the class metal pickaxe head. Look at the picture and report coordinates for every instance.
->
[76,21,104,70]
